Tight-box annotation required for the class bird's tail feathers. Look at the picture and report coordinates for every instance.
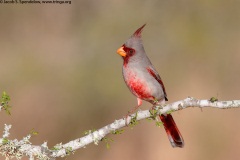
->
[160,114,184,148]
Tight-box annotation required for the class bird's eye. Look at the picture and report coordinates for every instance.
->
[128,49,134,55]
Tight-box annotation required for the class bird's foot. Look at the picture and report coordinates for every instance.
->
[151,104,163,110]
[124,113,130,126]
[124,104,141,126]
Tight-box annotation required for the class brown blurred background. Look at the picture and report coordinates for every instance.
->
[0,0,240,159]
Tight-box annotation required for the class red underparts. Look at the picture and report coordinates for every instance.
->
[127,74,152,100]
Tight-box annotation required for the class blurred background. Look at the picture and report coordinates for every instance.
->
[0,0,240,159]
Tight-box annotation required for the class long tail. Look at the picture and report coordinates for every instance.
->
[160,114,184,148]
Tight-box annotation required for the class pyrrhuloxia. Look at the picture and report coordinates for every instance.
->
[116,24,184,148]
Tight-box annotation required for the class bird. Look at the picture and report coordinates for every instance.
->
[116,24,184,148]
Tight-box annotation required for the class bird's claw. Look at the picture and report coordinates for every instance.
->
[124,114,130,126]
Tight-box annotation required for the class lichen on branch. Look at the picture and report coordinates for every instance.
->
[0,92,240,159]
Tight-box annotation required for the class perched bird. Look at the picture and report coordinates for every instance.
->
[116,24,184,148]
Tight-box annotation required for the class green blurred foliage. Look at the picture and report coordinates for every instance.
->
[0,0,240,159]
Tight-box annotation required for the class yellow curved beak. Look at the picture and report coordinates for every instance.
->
[117,46,127,57]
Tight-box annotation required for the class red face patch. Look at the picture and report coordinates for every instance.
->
[122,44,135,67]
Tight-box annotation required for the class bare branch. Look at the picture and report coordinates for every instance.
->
[1,97,240,159]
